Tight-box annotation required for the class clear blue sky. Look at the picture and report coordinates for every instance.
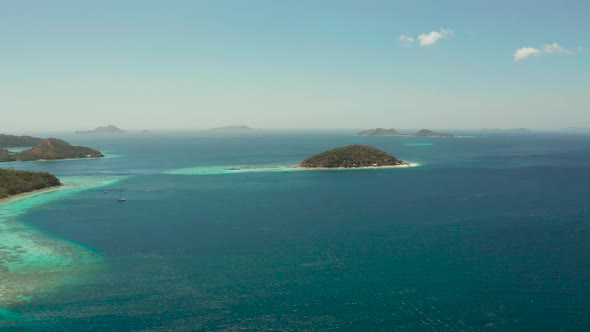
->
[1,0,589,131]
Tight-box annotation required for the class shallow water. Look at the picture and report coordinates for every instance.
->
[3,147,31,153]
[0,176,125,310]
[1,130,590,331]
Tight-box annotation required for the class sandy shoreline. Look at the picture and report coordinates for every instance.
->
[0,175,124,205]
[212,162,421,174]
[297,162,419,171]
[0,185,63,205]
[0,153,117,165]
[165,162,421,175]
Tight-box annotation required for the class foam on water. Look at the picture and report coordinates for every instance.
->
[164,163,421,175]
[101,150,125,159]
[164,164,301,175]
[0,176,125,311]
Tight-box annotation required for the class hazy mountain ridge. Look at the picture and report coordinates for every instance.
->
[357,128,454,137]
[76,125,126,134]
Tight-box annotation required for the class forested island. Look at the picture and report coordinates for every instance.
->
[357,128,454,137]
[300,144,407,168]
[0,169,61,199]
[414,129,454,137]
[0,135,103,162]
[357,128,399,136]
[76,125,126,134]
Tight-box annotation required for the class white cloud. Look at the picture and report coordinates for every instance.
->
[543,43,572,55]
[513,47,541,62]
[513,43,574,62]
[399,34,414,43]
[417,28,454,46]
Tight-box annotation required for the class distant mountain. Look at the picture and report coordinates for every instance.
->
[0,134,44,148]
[357,128,399,136]
[76,125,126,134]
[0,138,103,162]
[208,125,256,132]
[481,128,530,132]
[357,128,454,137]
[415,129,454,137]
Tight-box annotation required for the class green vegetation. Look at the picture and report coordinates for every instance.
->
[0,134,43,148]
[301,144,406,168]
[357,128,399,136]
[0,138,103,162]
[0,169,61,199]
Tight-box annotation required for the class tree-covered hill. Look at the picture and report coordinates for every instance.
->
[0,134,44,148]
[300,144,406,168]
[17,139,103,161]
[357,128,399,136]
[0,169,61,199]
[0,138,103,162]
[415,129,454,137]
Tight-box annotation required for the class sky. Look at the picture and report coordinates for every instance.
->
[1,0,589,131]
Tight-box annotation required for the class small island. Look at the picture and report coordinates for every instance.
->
[208,125,256,132]
[0,169,61,200]
[357,128,399,136]
[481,128,530,132]
[76,125,126,134]
[357,128,454,137]
[300,144,408,168]
[414,129,454,137]
[0,135,103,162]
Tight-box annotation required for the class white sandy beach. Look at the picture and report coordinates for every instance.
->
[165,162,421,176]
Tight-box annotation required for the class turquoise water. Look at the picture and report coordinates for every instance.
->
[1,130,590,331]
[0,177,125,310]
[3,147,31,153]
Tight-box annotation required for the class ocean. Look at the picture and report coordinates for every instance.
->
[1,130,589,331]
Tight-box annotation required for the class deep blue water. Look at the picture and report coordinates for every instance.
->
[2,130,590,331]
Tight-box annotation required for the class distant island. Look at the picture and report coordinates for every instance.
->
[357,128,454,137]
[415,129,454,137]
[76,125,126,134]
[564,127,590,133]
[300,144,408,168]
[208,125,256,132]
[357,128,399,136]
[0,135,103,162]
[0,169,61,200]
[481,128,530,132]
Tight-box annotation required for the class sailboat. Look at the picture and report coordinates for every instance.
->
[118,190,127,202]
